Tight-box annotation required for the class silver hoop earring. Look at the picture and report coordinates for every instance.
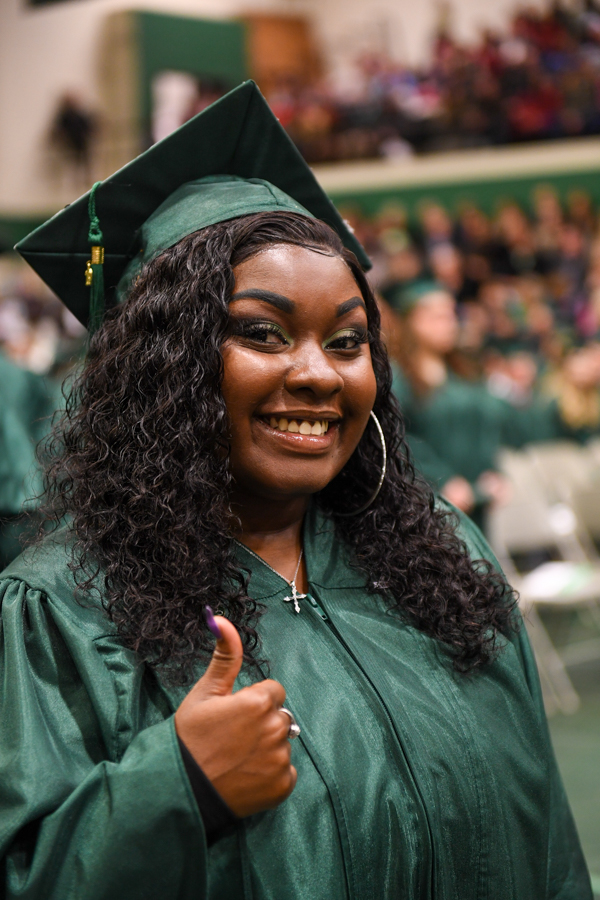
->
[336,410,387,517]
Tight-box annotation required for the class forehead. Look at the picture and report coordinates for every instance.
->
[232,244,361,301]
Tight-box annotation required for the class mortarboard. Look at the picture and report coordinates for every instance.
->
[16,81,370,330]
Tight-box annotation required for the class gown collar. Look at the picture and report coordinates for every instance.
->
[233,503,369,601]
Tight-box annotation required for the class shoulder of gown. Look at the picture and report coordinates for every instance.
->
[0,529,209,899]
[0,525,112,637]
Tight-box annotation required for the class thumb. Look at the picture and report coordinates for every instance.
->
[195,615,243,698]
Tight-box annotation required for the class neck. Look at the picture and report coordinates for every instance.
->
[229,491,309,585]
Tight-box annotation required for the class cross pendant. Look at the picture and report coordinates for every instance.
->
[284,584,307,614]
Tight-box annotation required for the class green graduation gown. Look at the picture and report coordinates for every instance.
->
[392,370,522,486]
[0,505,591,899]
[392,368,583,529]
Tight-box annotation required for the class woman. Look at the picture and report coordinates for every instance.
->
[389,281,515,522]
[0,84,591,898]
[389,280,576,526]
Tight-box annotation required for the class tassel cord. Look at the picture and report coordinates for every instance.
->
[86,181,105,336]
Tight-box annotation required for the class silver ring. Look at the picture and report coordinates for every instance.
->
[280,707,301,740]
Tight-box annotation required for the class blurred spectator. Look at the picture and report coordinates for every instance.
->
[567,188,596,235]
[48,93,97,187]
[0,256,84,566]
[418,202,455,254]
[544,342,600,437]
[0,350,58,568]
[389,281,516,526]
[532,185,563,270]
[493,203,540,276]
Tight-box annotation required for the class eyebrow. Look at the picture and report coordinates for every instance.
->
[229,289,367,317]
[336,296,366,317]
[229,289,294,312]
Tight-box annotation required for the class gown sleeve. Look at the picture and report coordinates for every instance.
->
[448,504,594,900]
[0,577,209,900]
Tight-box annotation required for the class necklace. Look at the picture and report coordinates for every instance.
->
[283,548,307,614]
[234,540,307,614]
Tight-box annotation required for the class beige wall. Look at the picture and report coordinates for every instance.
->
[1,0,552,217]
[0,0,286,215]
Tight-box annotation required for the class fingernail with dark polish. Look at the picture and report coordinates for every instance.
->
[204,605,222,639]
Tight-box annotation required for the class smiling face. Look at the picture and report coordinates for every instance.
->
[221,244,377,505]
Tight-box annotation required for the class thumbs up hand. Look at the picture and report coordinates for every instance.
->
[174,612,297,818]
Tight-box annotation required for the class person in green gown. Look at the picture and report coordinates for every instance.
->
[388,280,577,527]
[0,83,592,899]
[0,349,59,567]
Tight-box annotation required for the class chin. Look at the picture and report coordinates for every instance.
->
[246,468,340,501]
[230,453,349,502]
[272,475,336,499]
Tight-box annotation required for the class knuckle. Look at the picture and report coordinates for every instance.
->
[264,679,286,704]
[245,687,272,716]
[287,766,298,794]
[276,766,297,801]
[275,744,292,768]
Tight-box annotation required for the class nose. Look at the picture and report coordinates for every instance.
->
[284,340,344,399]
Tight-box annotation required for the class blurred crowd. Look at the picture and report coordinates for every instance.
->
[355,184,600,524]
[269,2,600,162]
[142,4,600,164]
[4,183,600,536]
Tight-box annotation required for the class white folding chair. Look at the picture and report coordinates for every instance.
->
[526,441,600,558]
[488,448,600,714]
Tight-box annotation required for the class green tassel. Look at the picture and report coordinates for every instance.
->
[86,181,105,335]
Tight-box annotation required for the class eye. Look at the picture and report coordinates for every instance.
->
[324,327,369,352]
[230,319,289,346]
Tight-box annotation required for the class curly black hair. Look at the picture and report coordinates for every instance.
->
[40,211,516,682]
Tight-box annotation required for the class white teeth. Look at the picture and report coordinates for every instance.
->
[267,417,332,434]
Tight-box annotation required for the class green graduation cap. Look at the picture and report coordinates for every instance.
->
[16,81,370,330]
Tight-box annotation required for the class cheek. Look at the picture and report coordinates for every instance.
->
[219,347,242,426]
[346,358,378,424]
[360,368,378,411]
[220,345,277,421]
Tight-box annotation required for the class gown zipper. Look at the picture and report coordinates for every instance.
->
[305,593,329,620]
[304,585,437,898]
[236,540,436,896]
